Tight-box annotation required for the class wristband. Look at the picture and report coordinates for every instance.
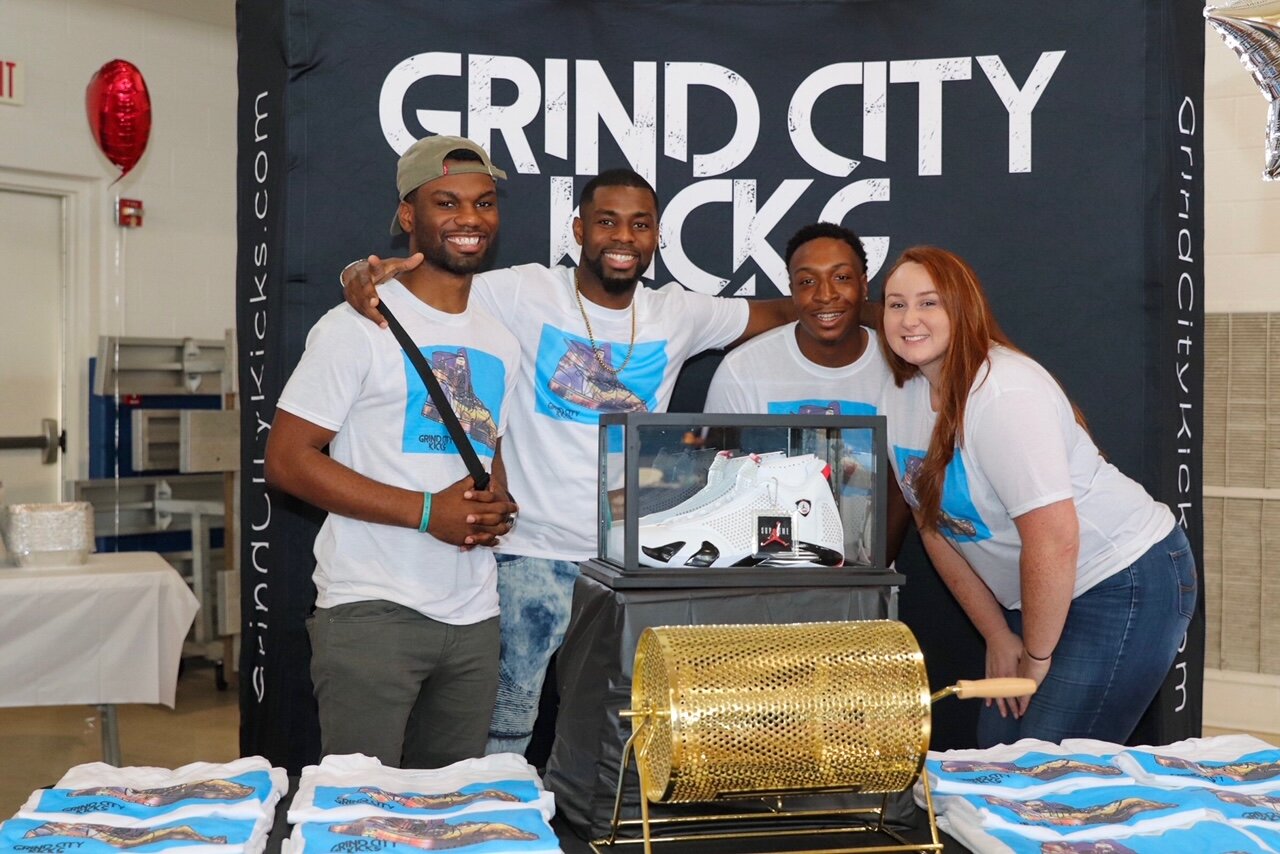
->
[1024,646,1054,662]
[417,492,433,533]
[339,259,361,290]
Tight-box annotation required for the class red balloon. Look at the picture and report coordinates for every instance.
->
[85,59,152,181]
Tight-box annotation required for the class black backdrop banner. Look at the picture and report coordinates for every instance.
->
[236,0,1205,770]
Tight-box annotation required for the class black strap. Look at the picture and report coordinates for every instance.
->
[377,302,491,491]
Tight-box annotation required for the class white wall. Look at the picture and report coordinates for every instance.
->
[0,0,235,482]
[1204,28,1280,312]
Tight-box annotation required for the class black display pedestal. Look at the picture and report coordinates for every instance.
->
[546,562,910,845]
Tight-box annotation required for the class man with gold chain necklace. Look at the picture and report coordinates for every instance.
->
[342,166,800,758]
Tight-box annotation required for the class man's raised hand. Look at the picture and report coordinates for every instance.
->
[342,253,424,327]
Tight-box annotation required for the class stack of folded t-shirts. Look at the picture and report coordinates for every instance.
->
[914,735,1280,853]
[1,757,287,854]
[284,753,561,853]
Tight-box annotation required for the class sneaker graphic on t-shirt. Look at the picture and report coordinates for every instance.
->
[21,821,231,847]
[1212,789,1280,813]
[1151,754,1280,784]
[326,815,539,848]
[896,452,987,541]
[548,339,645,411]
[983,794,1178,826]
[67,779,253,805]
[939,758,1124,782]
[533,326,666,427]
[419,348,499,451]
[401,346,506,458]
[334,786,521,811]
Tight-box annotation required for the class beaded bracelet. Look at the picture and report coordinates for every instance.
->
[418,492,433,533]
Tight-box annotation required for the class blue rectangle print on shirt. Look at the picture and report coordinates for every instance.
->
[32,771,273,819]
[986,821,1275,854]
[767,399,877,456]
[533,324,663,424]
[402,346,505,458]
[968,784,1193,832]
[297,809,559,853]
[0,817,255,853]
[311,780,542,816]
[1125,747,1280,788]
[927,752,1126,792]
[892,445,991,542]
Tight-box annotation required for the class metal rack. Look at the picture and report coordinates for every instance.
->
[78,332,239,688]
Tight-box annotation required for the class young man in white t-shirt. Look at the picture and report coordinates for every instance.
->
[266,137,520,768]
[705,222,910,562]
[340,168,797,756]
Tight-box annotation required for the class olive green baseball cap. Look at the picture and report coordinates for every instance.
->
[390,135,508,235]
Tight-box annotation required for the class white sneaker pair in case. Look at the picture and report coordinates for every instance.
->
[635,451,845,569]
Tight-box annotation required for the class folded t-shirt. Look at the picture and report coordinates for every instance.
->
[288,753,554,824]
[952,818,1279,854]
[1117,737,1280,793]
[286,810,562,854]
[19,757,286,826]
[0,815,270,854]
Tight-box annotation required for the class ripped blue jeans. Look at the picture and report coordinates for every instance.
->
[485,554,580,756]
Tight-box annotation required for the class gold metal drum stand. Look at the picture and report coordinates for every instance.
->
[592,620,1035,854]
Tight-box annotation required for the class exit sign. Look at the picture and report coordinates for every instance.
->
[0,59,23,106]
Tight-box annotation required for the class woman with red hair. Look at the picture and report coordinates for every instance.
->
[879,245,1195,746]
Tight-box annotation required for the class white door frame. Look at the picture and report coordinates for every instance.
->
[0,166,104,494]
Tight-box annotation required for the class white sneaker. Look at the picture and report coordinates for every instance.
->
[607,452,754,564]
[638,451,788,527]
[609,453,756,563]
[637,453,844,568]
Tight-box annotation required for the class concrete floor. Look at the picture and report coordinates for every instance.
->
[0,660,239,815]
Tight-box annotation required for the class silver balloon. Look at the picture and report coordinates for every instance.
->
[1205,0,1280,179]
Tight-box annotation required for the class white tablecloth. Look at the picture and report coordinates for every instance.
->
[0,551,199,707]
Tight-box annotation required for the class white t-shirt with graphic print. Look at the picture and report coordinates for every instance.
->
[703,322,891,418]
[704,322,894,564]
[881,346,1174,609]
[469,264,749,561]
[277,280,520,624]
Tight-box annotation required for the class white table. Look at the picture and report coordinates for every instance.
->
[0,551,200,763]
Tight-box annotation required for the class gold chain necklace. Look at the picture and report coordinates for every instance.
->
[573,267,636,375]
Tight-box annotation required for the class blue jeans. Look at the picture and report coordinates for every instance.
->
[977,524,1196,747]
[485,554,580,755]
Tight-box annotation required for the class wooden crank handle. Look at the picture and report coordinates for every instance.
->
[932,677,1037,703]
[952,678,1037,699]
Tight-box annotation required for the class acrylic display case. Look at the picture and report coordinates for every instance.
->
[584,412,897,589]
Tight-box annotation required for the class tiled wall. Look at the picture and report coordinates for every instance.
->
[1203,313,1280,676]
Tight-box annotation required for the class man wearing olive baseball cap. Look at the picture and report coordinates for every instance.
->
[390,135,508,235]
[266,135,520,768]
